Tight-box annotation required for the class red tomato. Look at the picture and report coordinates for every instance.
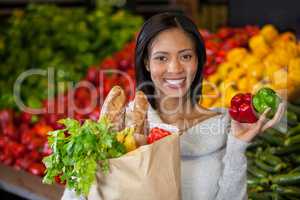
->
[15,156,32,170]
[34,123,53,138]
[20,112,32,123]
[27,137,45,151]
[28,150,42,162]
[147,127,172,144]
[21,130,35,145]
[10,142,26,158]
[28,162,46,176]
[55,175,66,185]
[42,142,52,157]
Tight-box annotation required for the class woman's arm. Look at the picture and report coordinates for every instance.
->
[215,103,285,200]
[215,133,249,200]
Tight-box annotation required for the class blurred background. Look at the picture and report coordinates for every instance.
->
[0,0,300,199]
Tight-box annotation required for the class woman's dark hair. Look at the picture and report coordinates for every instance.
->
[135,12,206,109]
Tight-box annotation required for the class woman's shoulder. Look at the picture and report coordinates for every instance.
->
[180,107,231,157]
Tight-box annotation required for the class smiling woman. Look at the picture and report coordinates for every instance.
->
[133,12,285,200]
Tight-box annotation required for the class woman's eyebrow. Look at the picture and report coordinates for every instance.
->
[152,51,168,56]
[178,48,193,53]
[152,48,193,56]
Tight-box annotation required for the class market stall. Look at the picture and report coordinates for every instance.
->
[0,1,299,199]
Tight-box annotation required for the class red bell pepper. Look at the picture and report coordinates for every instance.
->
[229,93,258,123]
[147,127,172,144]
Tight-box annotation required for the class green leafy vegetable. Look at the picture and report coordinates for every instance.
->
[43,116,126,196]
[0,4,143,109]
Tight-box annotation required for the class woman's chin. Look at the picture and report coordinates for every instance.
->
[161,87,188,98]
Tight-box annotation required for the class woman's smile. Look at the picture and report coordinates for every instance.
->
[163,77,186,89]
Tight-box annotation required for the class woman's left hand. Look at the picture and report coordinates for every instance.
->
[231,102,286,142]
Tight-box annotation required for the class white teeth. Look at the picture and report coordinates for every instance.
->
[165,78,185,85]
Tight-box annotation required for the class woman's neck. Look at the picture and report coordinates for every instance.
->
[155,93,192,122]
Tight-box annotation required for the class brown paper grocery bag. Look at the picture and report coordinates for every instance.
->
[87,124,181,200]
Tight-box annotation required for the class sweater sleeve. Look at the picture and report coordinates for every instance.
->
[215,132,250,200]
[61,189,86,200]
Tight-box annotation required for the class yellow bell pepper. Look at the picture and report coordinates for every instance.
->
[248,62,265,79]
[237,77,248,92]
[227,67,246,82]
[226,48,248,63]
[271,69,288,90]
[217,62,237,78]
[116,127,137,152]
[280,32,297,42]
[249,35,269,50]
[240,55,260,69]
[288,58,300,83]
[260,24,279,43]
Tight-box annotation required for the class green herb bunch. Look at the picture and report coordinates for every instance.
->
[43,116,126,196]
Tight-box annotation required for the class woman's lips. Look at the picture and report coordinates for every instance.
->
[164,78,186,89]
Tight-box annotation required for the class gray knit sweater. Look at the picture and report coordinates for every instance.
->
[62,106,249,200]
[148,106,249,200]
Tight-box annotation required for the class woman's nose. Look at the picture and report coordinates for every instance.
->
[168,58,183,73]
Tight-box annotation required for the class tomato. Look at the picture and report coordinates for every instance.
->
[2,123,17,140]
[20,112,32,123]
[21,130,35,145]
[0,135,9,148]
[10,142,26,158]
[0,109,14,124]
[42,142,52,157]
[55,175,66,185]
[34,122,53,137]
[15,157,32,170]
[88,107,100,121]
[28,150,42,162]
[27,137,45,151]
[28,162,46,176]
[85,67,100,85]
[101,57,117,69]
[0,148,14,166]
[147,127,172,144]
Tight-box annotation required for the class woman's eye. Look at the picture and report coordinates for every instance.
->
[155,56,167,62]
[181,54,192,61]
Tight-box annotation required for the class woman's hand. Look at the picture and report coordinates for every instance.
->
[231,102,286,142]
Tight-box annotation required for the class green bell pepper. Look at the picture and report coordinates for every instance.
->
[252,87,281,118]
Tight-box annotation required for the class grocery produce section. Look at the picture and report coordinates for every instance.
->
[0,2,299,200]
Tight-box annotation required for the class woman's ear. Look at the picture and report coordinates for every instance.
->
[144,58,150,71]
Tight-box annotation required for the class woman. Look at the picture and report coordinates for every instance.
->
[134,12,284,200]
[62,12,284,200]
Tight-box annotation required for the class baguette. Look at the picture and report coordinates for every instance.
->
[100,85,126,131]
[125,91,149,145]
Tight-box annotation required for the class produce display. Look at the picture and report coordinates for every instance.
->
[0,4,142,109]
[200,26,260,78]
[0,37,137,178]
[246,103,300,199]
[201,25,300,108]
[0,7,299,198]
[0,109,51,176]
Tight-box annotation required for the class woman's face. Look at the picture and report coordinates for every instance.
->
[146,28,198,99]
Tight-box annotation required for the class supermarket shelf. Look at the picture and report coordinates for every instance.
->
[0,164,64,200]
